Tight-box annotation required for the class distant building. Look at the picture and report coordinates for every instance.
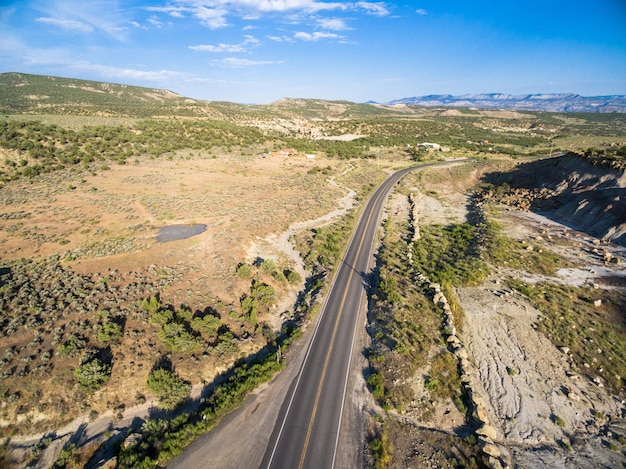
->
[270,148,298,157]
[417,142,441,150]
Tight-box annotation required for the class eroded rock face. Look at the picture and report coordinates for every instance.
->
[480,153,626,245]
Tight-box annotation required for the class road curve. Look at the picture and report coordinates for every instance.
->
[260,164,423,469]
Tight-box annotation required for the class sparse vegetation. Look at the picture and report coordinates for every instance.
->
[507,280,626,395]
[369,426,393,469]
[1,72,626,468]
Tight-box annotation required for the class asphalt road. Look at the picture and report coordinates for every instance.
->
[260,165,420,469]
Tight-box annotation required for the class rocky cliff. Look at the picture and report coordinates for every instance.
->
[481,153,626,245]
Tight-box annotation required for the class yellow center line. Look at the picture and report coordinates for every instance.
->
[297,267,354,469]
[297,183,388,469]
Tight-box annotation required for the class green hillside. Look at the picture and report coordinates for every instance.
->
[0,72,406,120]
[0,72,208,117]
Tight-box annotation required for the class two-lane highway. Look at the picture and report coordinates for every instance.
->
[260,165,420,469]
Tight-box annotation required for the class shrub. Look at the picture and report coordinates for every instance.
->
[74,358,111,392]
[158,322,202,354]
[150,308,174,326]
[141,295,161,313]
[286,270,302,285]
[190,314,221,342]
[236,263,252,279]
[96,321,122,343]
[367,372,386,400]
[51,443,78,469]
[259,258,277,274]
[146,368,191,411]
[369,428,392,469]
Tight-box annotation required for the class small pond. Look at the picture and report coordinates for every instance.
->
[156,224,207,243]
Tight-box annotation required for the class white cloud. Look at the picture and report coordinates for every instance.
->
[355,2,389,16]
[32,1,131,41]
[416,9,428,15]
[190,35,259,53]
[211,57,284,67]
[190,43,245,52]
[36,17,94,33]
[70,62,185,81]
[267,35,293,42]
[294,31,342,41]
[147,16,164,28]
[195,6,230,28]
[317,18,351,31]
[148,1,390,29]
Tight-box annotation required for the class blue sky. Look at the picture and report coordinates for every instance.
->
[1,0,625,104]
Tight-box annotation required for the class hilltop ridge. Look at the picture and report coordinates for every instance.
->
[387,93,626,113]
[3,72,625,116]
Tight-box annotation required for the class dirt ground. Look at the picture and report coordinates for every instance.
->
[408,164,626,468]
[0,150,357,465]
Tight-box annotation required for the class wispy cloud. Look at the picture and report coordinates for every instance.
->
[317,18,351,31]
[147,16,164,28]
[195,6,230,28]
[211,57,284,67]
[36,17,94,33]
[267,35,294,43]
[145,6,187,18]
[190,43,244,53]
[416,9,428,15]
[355,2,389,16]
[31,0,131,41]
[294,31,342,41]
[147,1,390,29]
[189,35,260,53]
[48,61,197,83]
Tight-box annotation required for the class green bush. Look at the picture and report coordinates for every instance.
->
[236,263,252,279]
[51,443,78,469]
[191,314,221,342]
[141,296,161,313]
[367,372,386,400]
[158,322,203,354]
[369,429,392,469]
[74,358,111,392]
[146,368,191,411]
[97,321,122,343]
[286,270,302,285]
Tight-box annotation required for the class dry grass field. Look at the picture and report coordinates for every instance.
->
[0,148,381,438]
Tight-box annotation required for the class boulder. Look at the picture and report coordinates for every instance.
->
[123,432,143,449]
[476,424,498,440]
[472,397,490,424]
[480,441,501,458]
[488,456,506,469]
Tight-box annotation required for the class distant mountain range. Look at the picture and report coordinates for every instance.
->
[385,93,626,113]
